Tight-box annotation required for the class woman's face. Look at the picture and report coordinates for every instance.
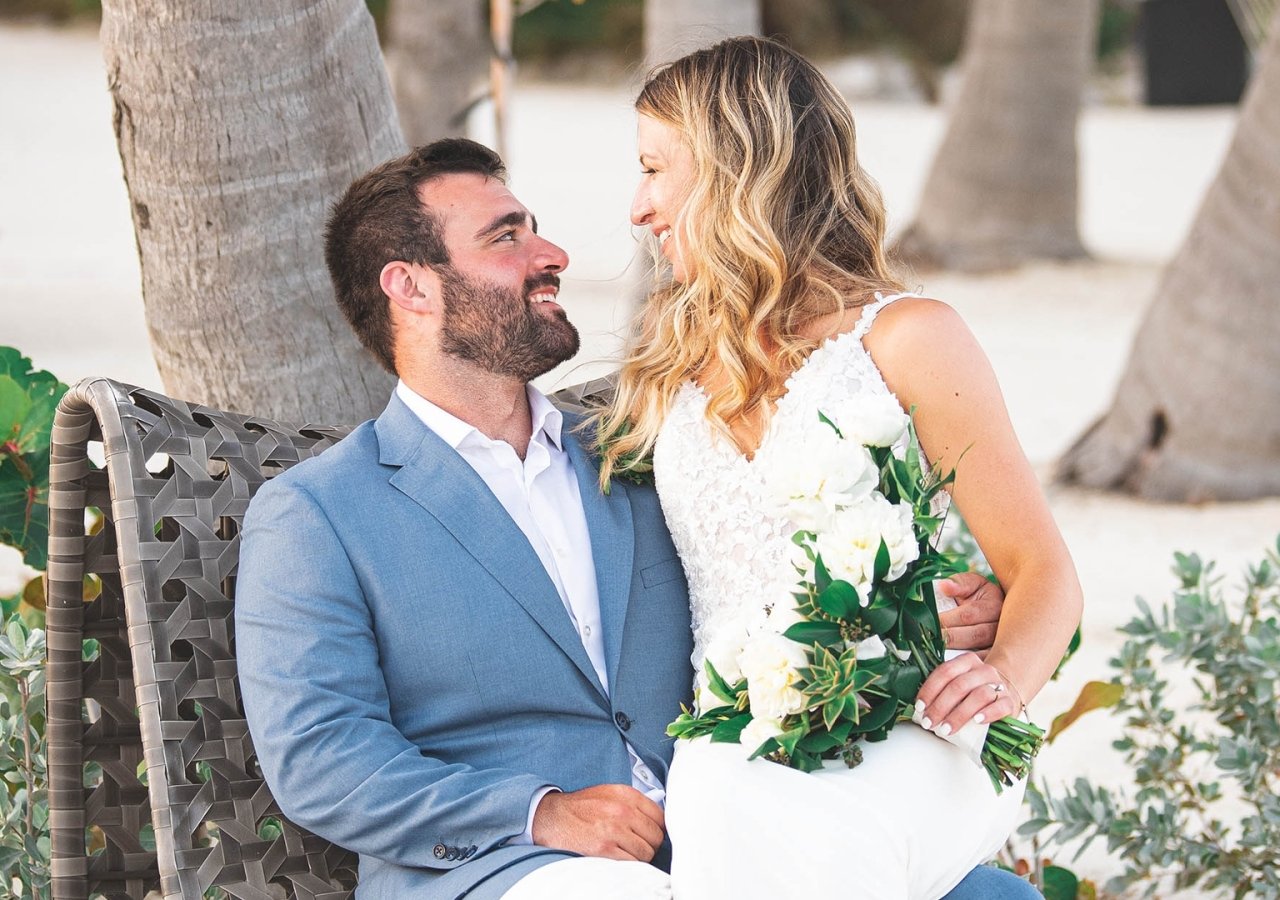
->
[631,113,696,282]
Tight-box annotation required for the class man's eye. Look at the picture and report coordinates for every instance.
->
[496,230,516,242]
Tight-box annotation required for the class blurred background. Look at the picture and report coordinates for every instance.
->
[2,1,1278,895]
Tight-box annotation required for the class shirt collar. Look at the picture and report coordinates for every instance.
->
[395,380,563,453]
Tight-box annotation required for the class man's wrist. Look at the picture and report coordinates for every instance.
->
[513,785,560,846]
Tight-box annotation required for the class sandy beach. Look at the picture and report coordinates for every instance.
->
[2,20,1276,895]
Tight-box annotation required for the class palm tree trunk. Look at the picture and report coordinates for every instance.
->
[894,0,1095,272]
[101,0,403,425]
[644,0,761,67]
[386,0,488,145]
[1058,10,1280,501]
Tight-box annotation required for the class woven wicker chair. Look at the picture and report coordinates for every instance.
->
[45,375,611,900]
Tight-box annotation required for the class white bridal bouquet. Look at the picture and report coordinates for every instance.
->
[666,398,1043,792]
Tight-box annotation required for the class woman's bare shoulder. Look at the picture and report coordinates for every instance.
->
[859,296,986,399]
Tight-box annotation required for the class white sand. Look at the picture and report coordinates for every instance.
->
[2,21,1275,895]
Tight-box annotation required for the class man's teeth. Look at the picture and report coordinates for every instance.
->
[531,293,556,304]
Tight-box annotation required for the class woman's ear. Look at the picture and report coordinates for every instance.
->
[380,260,441,313]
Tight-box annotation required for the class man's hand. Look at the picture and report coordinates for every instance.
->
[531,784,665,862]
[938,571,1005,655]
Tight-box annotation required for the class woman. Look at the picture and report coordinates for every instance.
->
[595,37,1082,899]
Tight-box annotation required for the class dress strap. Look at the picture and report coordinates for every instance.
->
[851,291,918,341]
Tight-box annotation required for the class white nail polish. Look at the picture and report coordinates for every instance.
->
[921,717,932,731]
[973,713,985,724]
[936,723,952,737]
[914,699,925,715]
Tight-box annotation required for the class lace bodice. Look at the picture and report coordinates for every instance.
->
[653,292,930,676]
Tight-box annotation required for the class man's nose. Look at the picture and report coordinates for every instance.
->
[536,235,569,272]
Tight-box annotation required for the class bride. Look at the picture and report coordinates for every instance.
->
[594,37,1083,899]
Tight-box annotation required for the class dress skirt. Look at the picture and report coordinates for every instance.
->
[665,723,1025,900]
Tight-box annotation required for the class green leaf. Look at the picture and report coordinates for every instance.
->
[0,376,33,443]
[848,698,898,734]
[0,350,68,568]
[710,713,752,744]
[1048,681,1124,743]
[789,749,825,772]
[783,620,842,648]
[797,730,843,753]
[0,459,50,569]
[776,722,807,756]
[815,579,861,621]
[857,600,898,635]
[813,555,832,593]
[887,666,924,704]
[817,410,843,438]
[702,659,738,706]
[1041,865,1080,900]
[873,539,891,583]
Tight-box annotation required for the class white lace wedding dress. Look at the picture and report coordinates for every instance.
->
[654,293,1024,900]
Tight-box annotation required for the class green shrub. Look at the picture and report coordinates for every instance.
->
[0,349,66,900]
[1023,540,1280,898]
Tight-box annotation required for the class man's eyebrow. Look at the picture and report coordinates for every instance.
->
[474,210,535,240]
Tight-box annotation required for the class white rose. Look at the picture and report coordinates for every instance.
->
[765,426,878,531]
[834,394,910,448]
[855,635,887,660]
[739,632,810,721]
[703,630,746,685]
[739,716,784,758]
[876,498,921,581]
[814,495,921,602]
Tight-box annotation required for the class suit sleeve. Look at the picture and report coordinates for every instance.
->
[235,477,554,869]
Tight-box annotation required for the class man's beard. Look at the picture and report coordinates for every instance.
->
[438,268,580,382]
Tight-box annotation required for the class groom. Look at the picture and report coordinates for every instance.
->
[235,139,1032,900]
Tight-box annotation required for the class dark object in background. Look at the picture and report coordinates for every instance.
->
[1142,0,1248,104]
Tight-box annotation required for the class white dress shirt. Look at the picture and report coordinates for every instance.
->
[395,381,665,841]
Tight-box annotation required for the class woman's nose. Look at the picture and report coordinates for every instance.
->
[631,185,653,227]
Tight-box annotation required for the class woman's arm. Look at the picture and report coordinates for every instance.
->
[862,297,1083,733]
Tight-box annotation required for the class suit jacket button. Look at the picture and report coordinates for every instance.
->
[446,847,459,861]
[433,843,447,859]
[615,711,632,731]
[466,845,478,858]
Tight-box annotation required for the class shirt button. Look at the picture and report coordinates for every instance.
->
[615,711,632,731]
[582,625,592,638]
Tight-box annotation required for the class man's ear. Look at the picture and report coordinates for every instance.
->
[380,260,441,313]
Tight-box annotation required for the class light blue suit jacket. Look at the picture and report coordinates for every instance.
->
[236,394,694,899]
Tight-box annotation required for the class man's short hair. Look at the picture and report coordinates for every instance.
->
[324,139,507,374]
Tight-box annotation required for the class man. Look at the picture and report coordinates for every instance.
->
[236,139,1032,899]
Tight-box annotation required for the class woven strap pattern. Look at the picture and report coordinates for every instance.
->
[46,378,356,900]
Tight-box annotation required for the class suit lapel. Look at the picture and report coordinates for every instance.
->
[563,419,635,693]
[376,396,608,700]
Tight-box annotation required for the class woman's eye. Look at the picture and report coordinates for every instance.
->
[641,167,656,175]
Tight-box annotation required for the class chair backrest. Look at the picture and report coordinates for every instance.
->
[46,378,357,900]
[43,374,619,900]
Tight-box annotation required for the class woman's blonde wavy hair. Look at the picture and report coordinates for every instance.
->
[594,36,906,488]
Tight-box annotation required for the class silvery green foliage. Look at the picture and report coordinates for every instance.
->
[1022,540,1280,898]
[0,613,49,899]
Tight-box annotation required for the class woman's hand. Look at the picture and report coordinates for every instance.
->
[914,652,1024,737]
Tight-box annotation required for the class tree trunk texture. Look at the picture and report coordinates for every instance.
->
[1058,12,1280,502]
[101,0,403,425]
[386,0,487,146]
[893,0,1095,272]
[644,0,761,68]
